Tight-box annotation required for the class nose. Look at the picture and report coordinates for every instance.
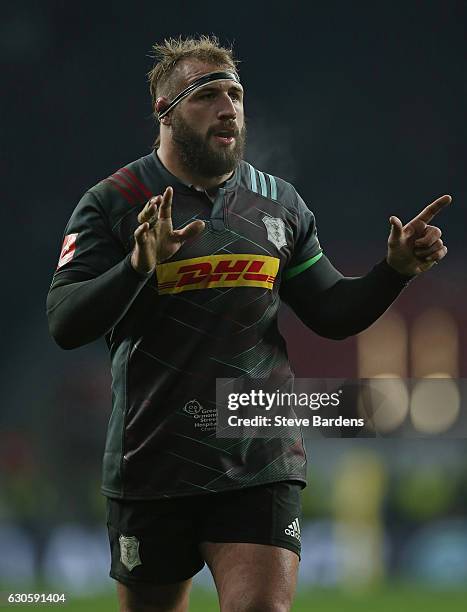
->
[217,93,237,121]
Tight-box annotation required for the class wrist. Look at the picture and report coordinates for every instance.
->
[384,257,415,281]
[129,252,155,278]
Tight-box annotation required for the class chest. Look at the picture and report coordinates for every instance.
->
[117,187,296,296]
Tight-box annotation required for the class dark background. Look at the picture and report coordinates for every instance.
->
[1,0,466,598]
[2,1,466,337]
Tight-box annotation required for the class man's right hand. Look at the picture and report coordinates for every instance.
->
[130,186,205,274]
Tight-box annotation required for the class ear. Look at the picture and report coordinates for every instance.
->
[156,97,171,124]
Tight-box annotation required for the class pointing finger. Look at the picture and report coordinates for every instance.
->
[412,194,452,224]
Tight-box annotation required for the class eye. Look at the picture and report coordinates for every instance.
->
[199,92,216,99]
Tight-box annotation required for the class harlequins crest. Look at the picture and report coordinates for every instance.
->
[262,216,287,249]
[119,535,142,572]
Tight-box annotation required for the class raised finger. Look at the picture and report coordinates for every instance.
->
[414,226,442,248]
[138,196,160,224]
[158,186,173,220]
[137,197,155,223]
[412,194,452,224]
[414,239,444,258]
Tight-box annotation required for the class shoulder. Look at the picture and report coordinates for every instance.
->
[84,153,155,223]
[237,160,302,216]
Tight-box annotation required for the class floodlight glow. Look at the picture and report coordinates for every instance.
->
[358,311,407,378]
[410,378,460,434]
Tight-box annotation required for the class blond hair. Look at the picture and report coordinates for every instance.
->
[148,35,239,141]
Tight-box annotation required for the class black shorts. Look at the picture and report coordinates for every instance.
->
[106,481,302,585]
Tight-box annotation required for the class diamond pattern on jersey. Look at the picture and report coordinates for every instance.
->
[84,154,313,498]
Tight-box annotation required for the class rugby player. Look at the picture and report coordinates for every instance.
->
[47,36,450,612]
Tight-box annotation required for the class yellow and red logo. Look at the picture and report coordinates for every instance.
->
[156,254,279,294]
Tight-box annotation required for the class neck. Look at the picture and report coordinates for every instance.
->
[157,142,234,191]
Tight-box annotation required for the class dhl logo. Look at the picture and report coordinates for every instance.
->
[156,254,279,295]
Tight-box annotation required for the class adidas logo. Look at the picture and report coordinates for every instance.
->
[284,518,301,541]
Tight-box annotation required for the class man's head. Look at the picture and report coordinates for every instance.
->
[148,36,246,179]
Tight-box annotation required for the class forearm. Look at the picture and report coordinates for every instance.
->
[47,254,152,349]
[282,259,413,340]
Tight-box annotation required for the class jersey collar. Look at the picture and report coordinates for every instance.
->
[150,150,239,193]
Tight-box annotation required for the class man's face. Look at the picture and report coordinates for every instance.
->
[167,60,246,178]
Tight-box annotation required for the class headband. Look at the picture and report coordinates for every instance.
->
[157,71,242,121]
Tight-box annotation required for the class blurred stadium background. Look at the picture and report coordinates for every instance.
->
[1,1,466,609]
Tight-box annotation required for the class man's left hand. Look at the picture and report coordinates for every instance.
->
[387,194,452,276]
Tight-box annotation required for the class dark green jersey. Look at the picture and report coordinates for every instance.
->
[49,152,341,499]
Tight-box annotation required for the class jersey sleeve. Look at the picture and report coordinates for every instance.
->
[279,189,413,338]
[52,190,125,282]
[47,190,153,349]
[282,189,342,293]
[280,259,412,340]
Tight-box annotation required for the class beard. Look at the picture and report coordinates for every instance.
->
[170,111,246,178]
